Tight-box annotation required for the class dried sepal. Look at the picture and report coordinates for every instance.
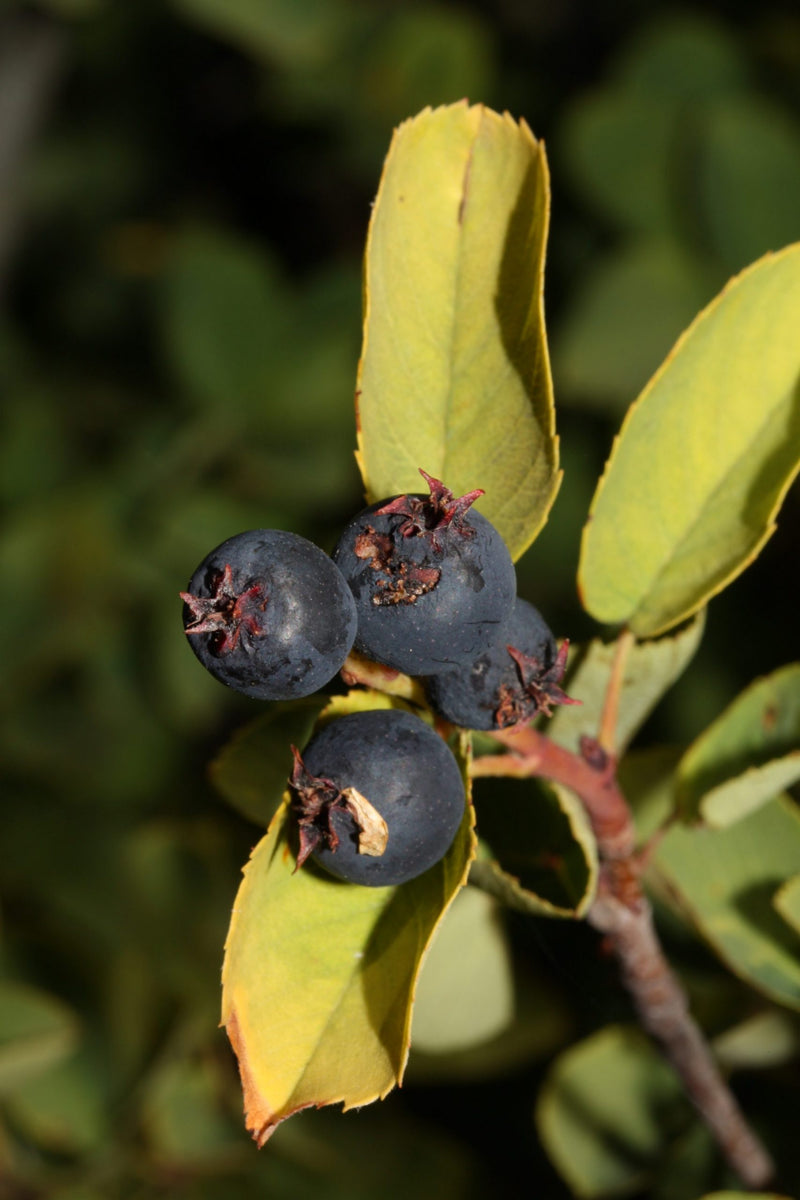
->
[495,640,580,728]
[341,787,389,857]
[181,563,268,655]
[377,468,484,551]
[288,747,387,870]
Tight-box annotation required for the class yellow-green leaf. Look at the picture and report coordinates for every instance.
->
[579,243,800,636]
[677,664,800,826]
[408,970,568,1083]
[6,1047,111,1155]
[0,981,78,1096]
[548,612,705,755]
[774,875,800,937]
[701,1194,792,1200]
[654,795,800,1010]
[536,1025,684,1198]
[356,102,560,561]
[410,885,513,1055]
[470,779,597,918]
[209,698,327,826]
[221,770,475,1142]
[712,1010,800,1072]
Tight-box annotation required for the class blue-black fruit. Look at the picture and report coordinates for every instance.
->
[426,598,575,730]
[290,708,465,886]
[181,529,357,701]
[333,471,516,676]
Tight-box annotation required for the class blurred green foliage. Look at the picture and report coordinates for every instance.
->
[1,1,799,1197]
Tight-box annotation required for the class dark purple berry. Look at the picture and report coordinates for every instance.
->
[181,530,357,701]
[289,709,465,886]
[332,471,516,676]
[426,598,577,730]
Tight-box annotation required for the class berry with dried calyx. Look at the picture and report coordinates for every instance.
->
[333,470,516,676]
[426,598,578,730]
[181,529,357,701]
[290,708,465,886]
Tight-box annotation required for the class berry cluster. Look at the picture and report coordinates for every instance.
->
[181,470,574,885]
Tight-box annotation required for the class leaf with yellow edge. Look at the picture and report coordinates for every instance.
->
[654,795,800,1011]
[774,875,800,938]
[579,243,800,636]
[470,779,597,918]
[701,1193,793,1200]
[676,663,800,826]
[221,719,475,1143]
[356,102,560,561]
[548,612,705,756]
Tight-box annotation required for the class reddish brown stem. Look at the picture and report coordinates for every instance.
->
[489,724,636,858]
[474,724,775,1189]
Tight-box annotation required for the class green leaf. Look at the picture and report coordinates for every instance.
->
[221,722,475,1142]
[579,243,800,637]
[700,1194,792,1200]
[408,969,568,1082]
[553,240,715,410]
[559,96,677,235]
[171,0,347,69]
[160,226,290,418]
[712,1010,800,1072]
[210,698,327,826]
[548,612,705,756]
[141,1055,241,1167]
[356,102,560,561]
[696,96,800,273]
[4,1046,110,1153]
[536,1025,684,1198]
[614,15,746,100]
[0,981,78,1096]
[654,795,800,1010]
[774,875,800,938]
[470,778,597,918]
[620,744,683,844]
[410,885,513,1055]
[677,664,800,826]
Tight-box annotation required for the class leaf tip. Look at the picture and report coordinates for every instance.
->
[225,1005,277,1145]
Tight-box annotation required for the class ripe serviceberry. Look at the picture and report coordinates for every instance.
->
[290,708,465,886]
[333,470,516,675]
[426,598,578,730]
[181,529,357,701]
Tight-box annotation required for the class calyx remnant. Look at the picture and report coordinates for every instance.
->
[181,564,268,655]
[495,641,579,727]
[289,747,388,870]
[377,469,485,552]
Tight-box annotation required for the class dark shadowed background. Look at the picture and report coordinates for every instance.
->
[1,1,799,1196]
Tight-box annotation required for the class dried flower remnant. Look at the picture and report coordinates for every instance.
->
[181,564,268,655]
[495,641,578,727]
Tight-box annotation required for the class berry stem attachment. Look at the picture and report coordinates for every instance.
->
[471,723,775,1189]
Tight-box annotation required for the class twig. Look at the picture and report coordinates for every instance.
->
[472,724,775,1188]
[588,880,774,1188]
[489,724,636,859]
